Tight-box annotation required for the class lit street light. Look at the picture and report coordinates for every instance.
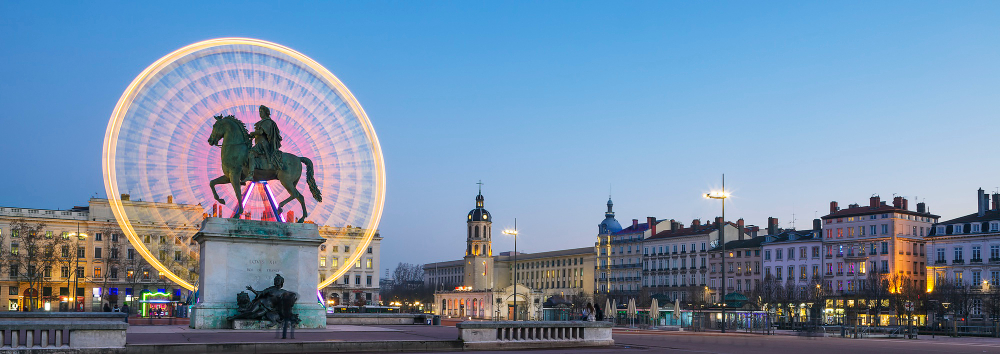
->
[503,219,519,321]
[705,174,729,333]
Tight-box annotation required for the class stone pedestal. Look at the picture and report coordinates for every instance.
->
[190,217,327,329]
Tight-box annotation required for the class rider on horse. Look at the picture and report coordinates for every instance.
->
[246,105,284,183]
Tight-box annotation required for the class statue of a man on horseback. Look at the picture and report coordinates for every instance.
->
[207,106,322,223]
[246,105,284,183]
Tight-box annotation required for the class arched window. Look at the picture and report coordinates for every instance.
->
[468,226,472,238]
[475,226,480,238]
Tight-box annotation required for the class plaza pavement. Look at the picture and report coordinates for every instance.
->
[126,323,1000,354]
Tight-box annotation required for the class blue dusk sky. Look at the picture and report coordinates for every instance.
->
[1,2,998,271]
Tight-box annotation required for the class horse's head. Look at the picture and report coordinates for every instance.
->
[208,115,226,146]
[208,115,245,146]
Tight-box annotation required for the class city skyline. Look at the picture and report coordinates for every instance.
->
[2,2,999,268]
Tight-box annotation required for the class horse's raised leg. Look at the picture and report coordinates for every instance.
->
[231,178,245,218]
[277,176,307,223]
[209,175,230,205]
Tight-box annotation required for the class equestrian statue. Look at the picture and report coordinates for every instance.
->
[207,105,322,222]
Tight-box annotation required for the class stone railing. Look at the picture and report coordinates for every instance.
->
[457,321,613,349]
[326,313,431,325]
[0,312,127,353]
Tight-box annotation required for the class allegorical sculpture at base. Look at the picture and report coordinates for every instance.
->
[207,105,323,223]
[228,274,300,325]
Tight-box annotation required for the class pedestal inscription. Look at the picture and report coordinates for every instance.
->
[189,217,327,329]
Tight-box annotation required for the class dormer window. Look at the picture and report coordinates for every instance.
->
[954,224,964,234]
[937,226,946,235]
[991,222,1000,232]
[971,224,981,233]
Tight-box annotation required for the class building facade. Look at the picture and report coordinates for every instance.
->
[318,226,383,307]
[599,215,660,303]
[1,198,381,313]
[645,218,749,304]
[427,190,596,320]
[820,196,938,297]
[925,189,1000,323]
[759,225,825,323]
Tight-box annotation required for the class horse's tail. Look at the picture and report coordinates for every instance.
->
[301,156,322,202]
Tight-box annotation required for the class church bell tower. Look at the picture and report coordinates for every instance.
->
[464,183,493,291]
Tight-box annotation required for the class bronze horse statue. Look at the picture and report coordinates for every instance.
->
[207,115,321,222]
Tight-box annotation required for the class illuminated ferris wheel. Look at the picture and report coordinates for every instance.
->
[103,38,385,291]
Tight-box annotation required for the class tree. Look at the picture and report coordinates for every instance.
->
[55,230,85,311]
[121,243,152,310]
[805,276,826,324]
[382,263,434,312]
[863,272,892,326]
[984,283,1000,328]
[755,274,783,323]
[889,275,922,325]
[93,224,124,308]
[6,219,62,311]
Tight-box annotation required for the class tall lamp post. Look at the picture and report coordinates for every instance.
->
[72,224,87,312]
[503,219,519,320]
[705,174,728,333]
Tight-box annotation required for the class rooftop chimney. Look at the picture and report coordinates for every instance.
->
[870,195,880,208]
[830,201,839,213]
[121,193,130,201]
[737,218,745,240]
[647,217,656,236]
[632,219,639,228]
[916,202,926,213]
[692,219,701,227]
[902,198,909,210]
[715,216,724,227]
[978,188,987,217]
[994,193,1000,211]
[167,195,173,204]
[767,217,779,235]
[670,219,678,231]
[813,218,822,231]
[892,196,903,209]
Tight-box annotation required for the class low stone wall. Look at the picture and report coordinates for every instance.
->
[0,312,128,353]
[456,321,613,350]
[326,313,429,325]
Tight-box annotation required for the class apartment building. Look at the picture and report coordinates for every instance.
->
[925,189,1000,322]
[645,218,746,303]
[820,196,938,296]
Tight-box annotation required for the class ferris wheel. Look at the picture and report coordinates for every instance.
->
[103,38,385,291]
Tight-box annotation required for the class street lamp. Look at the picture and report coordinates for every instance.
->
[705,174,729,333]
[503,219,519,321]
[70,223,89,312]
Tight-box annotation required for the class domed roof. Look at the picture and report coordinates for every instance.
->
[599,197,622,233]
[468,193,491,222]
[468,208,491,222]
[600,217,622,233]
